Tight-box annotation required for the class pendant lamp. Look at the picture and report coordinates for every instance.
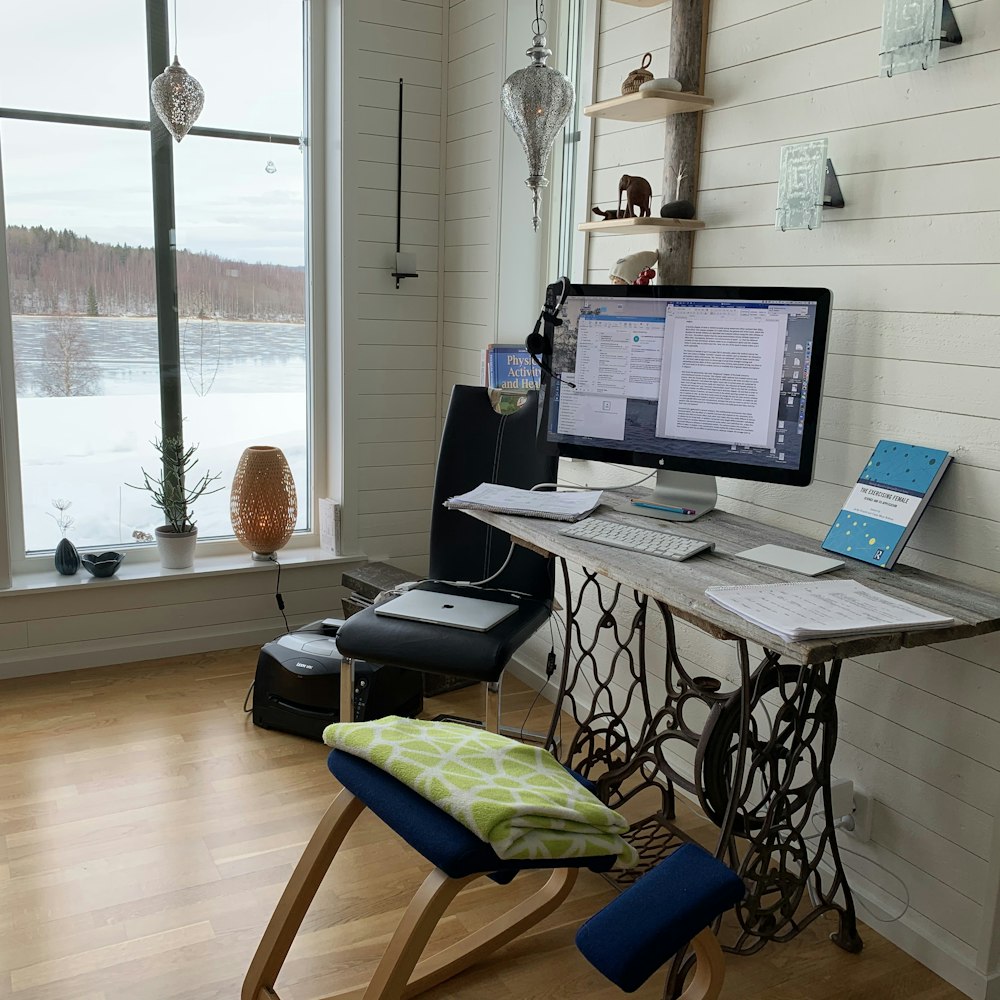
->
[150,0,204,142]
[500,1,575,231]
[230,446,297,561]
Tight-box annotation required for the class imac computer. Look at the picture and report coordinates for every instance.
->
[537,282,832,522]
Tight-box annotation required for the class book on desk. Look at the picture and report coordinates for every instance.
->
[822,440,952,569]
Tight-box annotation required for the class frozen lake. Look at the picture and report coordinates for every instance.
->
[13,316,309,553]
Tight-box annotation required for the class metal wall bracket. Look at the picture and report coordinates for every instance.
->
[940,0,963,47]
[392,78,418,290]
[824,159,845,209]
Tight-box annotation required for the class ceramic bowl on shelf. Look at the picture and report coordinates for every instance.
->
[81,550,125,578]
[639,77,683,93]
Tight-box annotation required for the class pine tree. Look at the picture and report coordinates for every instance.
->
[86,284,99,317]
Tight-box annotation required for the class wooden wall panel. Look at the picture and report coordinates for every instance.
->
[342,0,446,575]
[543,0,1000,991]
[441,0,504,406]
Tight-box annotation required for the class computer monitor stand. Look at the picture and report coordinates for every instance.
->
[629,470,717,522]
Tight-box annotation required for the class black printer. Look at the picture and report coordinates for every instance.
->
[251,619,423,741]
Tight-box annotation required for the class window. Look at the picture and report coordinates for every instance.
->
[0,0,312,560]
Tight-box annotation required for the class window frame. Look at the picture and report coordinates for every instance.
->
[0,0,325,576]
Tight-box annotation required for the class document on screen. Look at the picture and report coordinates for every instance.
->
[555,376,627,440]
[574,316,664,400]
[655,311,785,447]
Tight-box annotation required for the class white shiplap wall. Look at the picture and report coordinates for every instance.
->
[521,1,1000,996]
[342,0,446,576]
[442,0,552,407]
[0,559,356,679]
[442,0,504,401]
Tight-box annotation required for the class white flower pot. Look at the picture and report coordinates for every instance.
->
[155,526,198,569]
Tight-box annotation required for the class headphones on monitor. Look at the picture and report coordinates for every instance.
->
[525,276,576,389]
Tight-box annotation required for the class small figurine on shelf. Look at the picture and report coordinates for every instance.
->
[660,163,696,220]
[49,498,81,576]
[609,250,658,285]
[618,173,653,218]
[621,52,654,95]
[591,206,629,220]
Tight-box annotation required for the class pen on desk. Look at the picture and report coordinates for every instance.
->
[629,499,697,516]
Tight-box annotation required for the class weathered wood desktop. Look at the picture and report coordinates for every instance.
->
[466,491,1000,961]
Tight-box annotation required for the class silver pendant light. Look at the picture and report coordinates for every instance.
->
[150,0,205,143]
[500,0,575,231]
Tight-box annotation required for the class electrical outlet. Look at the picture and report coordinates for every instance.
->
[829,777,854,820]
[846,785,873,843]
[812,779,873,844]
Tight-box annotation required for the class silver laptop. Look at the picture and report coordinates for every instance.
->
[374,590,519,632]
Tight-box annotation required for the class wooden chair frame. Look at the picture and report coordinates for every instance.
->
[242,786,579,1000]
[243,786,728,1000]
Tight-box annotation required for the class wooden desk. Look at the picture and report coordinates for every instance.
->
[468,492,1000,963]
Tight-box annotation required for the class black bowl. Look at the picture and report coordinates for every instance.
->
[81,550,125,578]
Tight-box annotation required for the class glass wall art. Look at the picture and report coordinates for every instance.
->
[775,139,828,232]
[880,0,943,77]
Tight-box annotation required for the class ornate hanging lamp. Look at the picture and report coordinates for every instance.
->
[150,0,205,142]
[500,0,575,231]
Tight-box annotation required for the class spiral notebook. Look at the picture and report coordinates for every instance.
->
[704,579,953,641]
[445,483,603,522]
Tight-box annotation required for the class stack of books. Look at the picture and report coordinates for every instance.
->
[481,343,541,391]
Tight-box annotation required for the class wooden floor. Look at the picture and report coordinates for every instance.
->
[0,647,966,1000]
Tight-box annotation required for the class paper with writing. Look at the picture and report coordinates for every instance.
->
[705,579,953,641]
[445,483,603,522]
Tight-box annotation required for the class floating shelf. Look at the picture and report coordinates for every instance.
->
[584,90,713,123]
[578,217,705,235]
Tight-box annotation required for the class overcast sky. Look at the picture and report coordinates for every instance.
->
[0,1,306,267]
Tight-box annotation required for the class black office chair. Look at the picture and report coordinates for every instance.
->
[335,385,557,732]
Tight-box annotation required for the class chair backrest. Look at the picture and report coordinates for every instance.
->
[429,386,556,600]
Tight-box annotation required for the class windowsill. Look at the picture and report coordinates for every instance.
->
[2,546,367,597]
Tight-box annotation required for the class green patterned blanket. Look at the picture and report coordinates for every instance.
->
[323,717,638,868]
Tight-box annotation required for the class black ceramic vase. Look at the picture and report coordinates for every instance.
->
[54,537,81,576]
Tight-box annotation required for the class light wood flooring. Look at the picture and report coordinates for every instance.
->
[0,647,966,1000]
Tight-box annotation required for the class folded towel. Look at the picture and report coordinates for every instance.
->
[323,716,638,868]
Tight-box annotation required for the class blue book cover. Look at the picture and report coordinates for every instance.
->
[488,344,541,390]
[822,440,951,569]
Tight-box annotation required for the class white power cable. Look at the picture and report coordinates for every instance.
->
[805,812,910,923]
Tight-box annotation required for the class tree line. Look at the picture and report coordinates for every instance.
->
[5,225,305,322]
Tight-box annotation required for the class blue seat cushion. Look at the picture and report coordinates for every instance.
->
[575,842,745,993]
[327,749,616,885]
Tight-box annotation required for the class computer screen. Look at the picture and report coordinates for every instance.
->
[539,283,831,495]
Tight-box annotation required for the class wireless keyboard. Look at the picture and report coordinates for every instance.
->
[560,516,715,562]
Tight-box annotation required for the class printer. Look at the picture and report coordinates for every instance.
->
[251,619,423,741]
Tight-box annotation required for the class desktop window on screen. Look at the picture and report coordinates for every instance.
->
[546,293,821,473]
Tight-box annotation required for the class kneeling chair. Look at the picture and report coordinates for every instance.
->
[243,750,745,1000]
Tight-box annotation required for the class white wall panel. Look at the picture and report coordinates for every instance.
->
[555,0,1000,992]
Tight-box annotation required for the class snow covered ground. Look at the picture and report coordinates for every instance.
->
[14,318,309,552]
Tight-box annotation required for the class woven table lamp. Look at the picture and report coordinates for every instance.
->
[230,446,297,561]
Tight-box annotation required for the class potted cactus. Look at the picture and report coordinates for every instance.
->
[131,435,222,569]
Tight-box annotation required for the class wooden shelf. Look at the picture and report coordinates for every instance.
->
[584,90,713,122]
[578,217,705,235]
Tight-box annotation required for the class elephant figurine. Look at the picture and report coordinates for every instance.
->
[592,206,629,220]
[618,174,652,218]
